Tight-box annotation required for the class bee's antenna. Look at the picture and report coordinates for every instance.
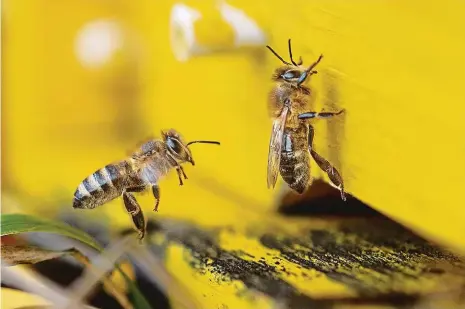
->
[305,54,324,73]
[266,45,292,66]
[288,39,299,66]
[186,140,221,146]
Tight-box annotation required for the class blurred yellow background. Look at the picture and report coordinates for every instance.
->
[2,0,465,261]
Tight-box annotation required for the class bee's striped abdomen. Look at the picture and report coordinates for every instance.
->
[279,126,311,194]
[73,163,126,209]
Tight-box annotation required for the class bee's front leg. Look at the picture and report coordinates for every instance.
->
[123,190,146,240]
[175,166,188,186]
[179,166,188,180]
[175,168,184,186]
[298,109,345,120]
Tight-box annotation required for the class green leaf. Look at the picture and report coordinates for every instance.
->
[1,214,101,250]
[0,213,152,309]
[118,267,152,309]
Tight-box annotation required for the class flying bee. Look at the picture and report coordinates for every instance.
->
[266,39,346,200]
[72,129,220,240]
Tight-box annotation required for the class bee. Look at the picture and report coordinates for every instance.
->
[72,129,220,240]
[266,39,346,200]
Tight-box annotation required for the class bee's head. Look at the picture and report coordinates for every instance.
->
[267,39,323,87]
[161,129,220,166]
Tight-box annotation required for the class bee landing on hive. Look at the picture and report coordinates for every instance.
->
[266,39,346,201]
[72,129,220,240]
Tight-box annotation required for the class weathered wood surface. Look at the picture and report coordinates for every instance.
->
[134,194,465,309]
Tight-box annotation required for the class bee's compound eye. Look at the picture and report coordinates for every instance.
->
[167,138,175,149]
[282,71,297,80]
[167,137,182,154]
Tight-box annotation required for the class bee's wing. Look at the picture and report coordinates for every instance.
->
[267,106,289,189]
[126,136,154,157]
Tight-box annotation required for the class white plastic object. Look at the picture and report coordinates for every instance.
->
[217,1,266,48]
[169,2,266,62]
[169,4,204,62]
[74,19,123,69]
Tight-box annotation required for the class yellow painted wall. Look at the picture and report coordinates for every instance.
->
[2,0,465,261]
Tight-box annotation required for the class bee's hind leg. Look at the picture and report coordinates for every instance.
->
[152,185,160,212]
[310,150,346,201]
[307,126,346,201]
[123,190,146,240]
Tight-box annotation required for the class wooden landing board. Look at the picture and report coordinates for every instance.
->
[138,201,465,309]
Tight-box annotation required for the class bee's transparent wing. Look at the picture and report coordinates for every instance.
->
[267,106,289,189]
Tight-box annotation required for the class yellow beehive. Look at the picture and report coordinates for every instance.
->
[4,0,463,251]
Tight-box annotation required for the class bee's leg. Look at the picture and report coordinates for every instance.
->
[298,109,345,120]
[179,165,188,180]
[307,126,346,201]
[123,191,146,240]
[126,185,146,193]
[175,165,189,186]
[152,185,160,212]
[175,168,184,186]
[311,150,346,201]
[167,152,188,185]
